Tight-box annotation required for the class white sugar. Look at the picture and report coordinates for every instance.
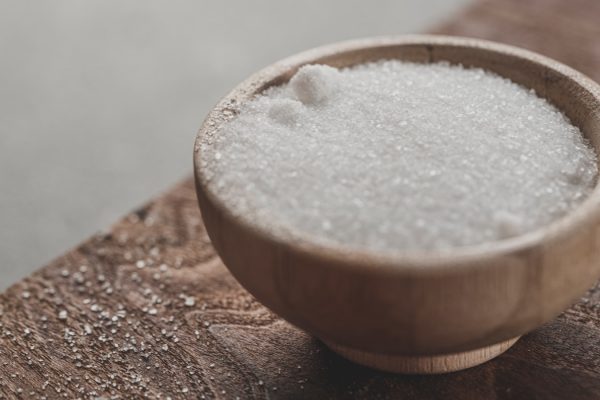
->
[203,61,598,252]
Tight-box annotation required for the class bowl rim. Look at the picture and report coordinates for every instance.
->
[194,34,600,274]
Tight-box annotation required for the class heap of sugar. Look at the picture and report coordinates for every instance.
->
[201,61,598,252]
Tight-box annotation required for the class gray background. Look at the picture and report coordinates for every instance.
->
[0,0,470,289]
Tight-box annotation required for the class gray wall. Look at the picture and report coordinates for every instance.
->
[0,0,470,289]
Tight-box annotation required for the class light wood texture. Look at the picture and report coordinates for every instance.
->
[324,337,520,374]
[194,35,600,373]
[2,0,600,397]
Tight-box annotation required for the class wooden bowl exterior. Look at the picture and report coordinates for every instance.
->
[194,36,600,359]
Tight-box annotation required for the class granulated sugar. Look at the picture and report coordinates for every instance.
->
[202,61,598,251]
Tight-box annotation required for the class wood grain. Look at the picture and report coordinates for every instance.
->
[2,0,600,398]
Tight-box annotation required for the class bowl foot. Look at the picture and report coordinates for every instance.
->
[324,336,519,374]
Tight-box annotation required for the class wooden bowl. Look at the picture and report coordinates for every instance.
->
[193,35,600,373]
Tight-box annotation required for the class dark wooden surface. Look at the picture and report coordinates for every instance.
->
[2,0,600,398]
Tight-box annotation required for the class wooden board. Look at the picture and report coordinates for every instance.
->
[2,0,600,398]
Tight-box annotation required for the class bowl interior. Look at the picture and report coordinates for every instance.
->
[195,35,600,267]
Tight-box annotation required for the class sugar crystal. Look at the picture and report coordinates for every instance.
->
[205,62,598,251]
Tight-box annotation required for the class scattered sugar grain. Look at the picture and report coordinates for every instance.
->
[204,61,598,251]
[183,296,196,307]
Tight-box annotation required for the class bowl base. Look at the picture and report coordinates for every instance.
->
[324,336,519,374]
